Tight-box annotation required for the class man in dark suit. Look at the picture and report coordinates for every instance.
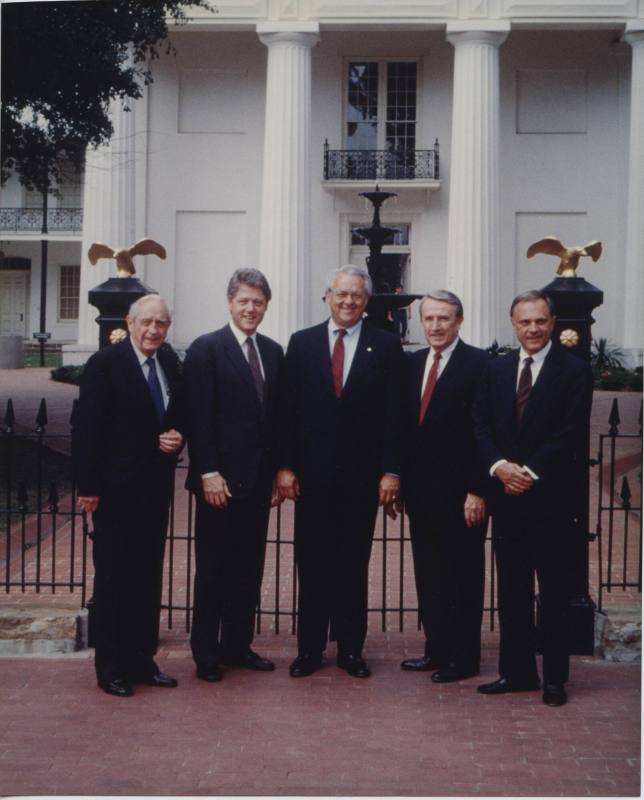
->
[398,290,489,683]
[75,294,184,697]
[473,290,593,707]
[183,268,283,683]
[277,264,404,679]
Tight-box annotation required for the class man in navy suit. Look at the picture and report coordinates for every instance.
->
[398,290,489,683]
[183,268,284,683]
[277,264,404,678]
[75,294,184,697]
[473,290,593,707]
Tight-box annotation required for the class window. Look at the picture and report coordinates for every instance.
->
[350,222,410,246]
[346,61,418,157]
[348,221,412,290]
[59,265,80,320]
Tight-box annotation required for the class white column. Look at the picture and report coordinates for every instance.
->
[622,27,644,355]
[257,23,320,346]
[445,25,509,347]
[63,97,137,362]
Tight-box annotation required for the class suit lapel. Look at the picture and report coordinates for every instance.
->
[499,350,521,433]
[519,346,559,430]
[121,339,160,423]
[411,348,428,420]
[221,325,261,407]
[342,321,374,396]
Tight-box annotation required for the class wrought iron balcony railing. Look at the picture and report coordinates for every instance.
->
[0,207,83,233]
[324,140,440,181]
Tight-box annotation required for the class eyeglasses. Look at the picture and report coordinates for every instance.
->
[331,290,367,302]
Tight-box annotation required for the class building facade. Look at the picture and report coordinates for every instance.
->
[2,1,642,360]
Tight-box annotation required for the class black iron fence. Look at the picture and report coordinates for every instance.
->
[1,396,641,635]
[0,207,83,233]
[323,140,440,181]
[594,397,643,610]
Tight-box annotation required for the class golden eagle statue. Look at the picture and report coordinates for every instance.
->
[526,236,602,278]
[88,238,166,277]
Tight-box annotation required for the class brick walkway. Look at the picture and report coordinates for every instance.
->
[0,367,641,796]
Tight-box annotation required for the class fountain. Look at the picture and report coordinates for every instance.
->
[357,186,421,332]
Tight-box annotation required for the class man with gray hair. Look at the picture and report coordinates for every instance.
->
[277,264,404,678]
[74,293,184,697]
[183,268,284,683]
[397,290,490,683]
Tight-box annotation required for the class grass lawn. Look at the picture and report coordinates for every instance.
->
[23,352,63,368]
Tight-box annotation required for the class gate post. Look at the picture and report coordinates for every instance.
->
[542,275,603,655]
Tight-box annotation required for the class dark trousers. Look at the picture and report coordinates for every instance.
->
[190,491,271,667]
[493,514,572,686]
[294,488,379,657]
[408,507,486,670]
[91,491,169,684]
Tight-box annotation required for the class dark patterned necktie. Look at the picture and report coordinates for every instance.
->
[246,337,265,404]
[145,357,165,425]
[418,352,441,424]
[331,329,347,398]
[516,356,534,423]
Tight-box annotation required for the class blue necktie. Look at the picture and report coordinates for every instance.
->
[145,357,165,425]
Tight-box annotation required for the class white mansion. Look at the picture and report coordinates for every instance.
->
[1,0,643,361]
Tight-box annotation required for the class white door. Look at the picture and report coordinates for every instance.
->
[0,271,28,336]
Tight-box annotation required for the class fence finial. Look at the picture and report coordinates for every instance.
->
[35,398,48,432]
[608,397,620,436]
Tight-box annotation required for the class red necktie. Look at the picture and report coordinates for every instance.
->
[516,356,534,422]
[332,329,347,398]
[418,352,441,424]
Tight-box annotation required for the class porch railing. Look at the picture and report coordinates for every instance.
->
[323,140,440,181]
[0,207,83,233]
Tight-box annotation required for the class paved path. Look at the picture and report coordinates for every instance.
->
[0,367,641,797]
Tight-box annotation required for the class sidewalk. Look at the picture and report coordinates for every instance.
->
[0,367,641,797]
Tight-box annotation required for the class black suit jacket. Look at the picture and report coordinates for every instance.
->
[279,319,405,499]
[473,345,593,519]
[183,325,284,498]
[74,339,183,500]
[403,340,489,516]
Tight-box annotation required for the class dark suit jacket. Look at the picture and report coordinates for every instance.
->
[403,340,489,516]
[279,319,405,499]
[74,339,183,500]
[473,345,593,519]
[182,324,284,498]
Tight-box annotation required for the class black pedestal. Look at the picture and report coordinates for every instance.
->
[88,276,156,349]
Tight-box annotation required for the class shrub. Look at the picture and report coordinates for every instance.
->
[50,365,84,386]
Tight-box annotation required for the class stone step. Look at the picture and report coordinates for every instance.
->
[0,605,88,655]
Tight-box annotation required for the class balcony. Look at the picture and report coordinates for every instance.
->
[322,141,440,198]
[0,207,83,234]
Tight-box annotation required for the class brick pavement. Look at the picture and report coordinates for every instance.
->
[0,367,641,796]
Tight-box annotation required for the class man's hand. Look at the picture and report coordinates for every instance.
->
[277,469,300,501]
[202,474,232,509]
[270,477,283,507]
[78,496,99,513]
[464,493,486,528]
[494,462,534,496]
[379,474,401,508]
[159,429,183,454]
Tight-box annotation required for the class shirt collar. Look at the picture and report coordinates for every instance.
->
[519,339,552,365]
[229,320,258,347]
[328,317,363,337]
[130,336,156,366]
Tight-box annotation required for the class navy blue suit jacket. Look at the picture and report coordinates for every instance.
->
[74,339,182,500]
[183,325,284,498]
[279,319,405,500]
[403,339,490,516]
[473,345,593,520]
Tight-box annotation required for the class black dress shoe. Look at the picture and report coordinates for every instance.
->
[196,664,223,683]
[477,676,540,695]
[337,653,371,678]
[140,671,178,688]
[99,678,134,697]
[543,683,567,707]
[431,666,479,683]
[222,649,275,671]
[289,653,322,677]
[400,655,441,672]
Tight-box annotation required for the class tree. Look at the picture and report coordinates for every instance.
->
[1,0,211,194]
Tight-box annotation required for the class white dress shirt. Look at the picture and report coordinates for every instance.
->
[130,338,169,409]
[419,336,460,398]
[327,318,362,388]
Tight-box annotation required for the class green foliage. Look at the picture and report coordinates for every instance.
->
[594,367,643,392]
[590,337,624,377]
[50,365,84,386]
[1,0,212,193]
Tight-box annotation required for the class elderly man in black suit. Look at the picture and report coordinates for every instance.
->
[398,290,489,683]
[277,264,405,679]
[183,268,284,683]
[473,290,593,707]
[75,294,184,697]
